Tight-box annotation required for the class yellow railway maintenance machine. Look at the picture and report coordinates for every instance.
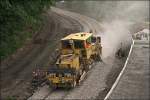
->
[46,32,102,88]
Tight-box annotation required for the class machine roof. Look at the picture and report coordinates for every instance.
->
[61,32,92,40]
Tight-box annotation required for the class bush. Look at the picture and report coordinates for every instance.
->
[0,0,55,59]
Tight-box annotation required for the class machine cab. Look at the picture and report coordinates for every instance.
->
[61,32,101,59]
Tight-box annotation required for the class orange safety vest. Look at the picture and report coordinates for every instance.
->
[85,42,90,48]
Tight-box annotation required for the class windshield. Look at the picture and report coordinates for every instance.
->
[61,40,71,49]
[61,40,85,49]
[74,40,84,49]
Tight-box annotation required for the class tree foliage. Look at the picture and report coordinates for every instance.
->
[0,0,55,59]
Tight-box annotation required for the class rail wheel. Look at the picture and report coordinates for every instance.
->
[71,80,77,88]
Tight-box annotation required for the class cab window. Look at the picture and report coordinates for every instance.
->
[61,40,71,49]
[74,40,84,49]
[91,36,96,43]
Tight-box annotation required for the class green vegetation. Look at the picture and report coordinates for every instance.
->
[6,96,17,100]
[0,0,55,59]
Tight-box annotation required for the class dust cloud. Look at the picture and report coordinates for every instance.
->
[97,1,149,58]
[56,1,149,58]
[101,20,132,58]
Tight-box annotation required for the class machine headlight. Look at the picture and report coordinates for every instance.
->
[49,73,55,77]
[65,73,72,77]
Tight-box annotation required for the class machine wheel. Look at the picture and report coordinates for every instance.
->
[76,74,81,86]
[71,80,77,88]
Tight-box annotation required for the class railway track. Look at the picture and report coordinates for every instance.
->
[28,7,132,100]
[1,0,147,98]
[28,62,96,100]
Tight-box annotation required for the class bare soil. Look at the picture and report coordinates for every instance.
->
[1,9,83,99]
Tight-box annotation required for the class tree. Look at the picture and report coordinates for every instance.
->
[0,0,55,59]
